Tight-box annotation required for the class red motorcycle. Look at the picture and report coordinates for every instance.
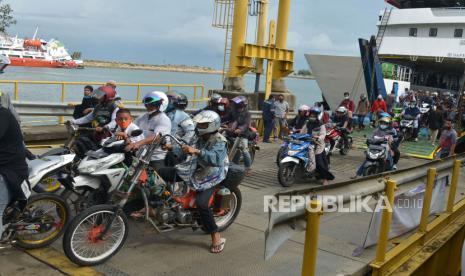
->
[62,134,243,266]
[325,124,353,156]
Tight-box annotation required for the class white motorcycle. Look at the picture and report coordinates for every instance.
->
[58,130,143,212]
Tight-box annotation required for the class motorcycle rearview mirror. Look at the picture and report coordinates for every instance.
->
[130,129,143,137]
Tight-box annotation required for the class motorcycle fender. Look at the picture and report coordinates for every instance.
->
[280,156,300,164]
[92,168,126,192]
[73,175,101,190]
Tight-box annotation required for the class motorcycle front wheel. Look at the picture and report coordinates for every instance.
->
[278,162,298,187]
[63,204,129,266]
[363,165,378,177]
[14,193,70,249]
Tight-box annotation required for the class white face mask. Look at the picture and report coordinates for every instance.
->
[218,105,225,112]
[379,124,388,130]
[344,96,349,100]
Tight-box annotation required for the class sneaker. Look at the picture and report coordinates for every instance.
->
[392,164,398,170]
[414,138,418,142]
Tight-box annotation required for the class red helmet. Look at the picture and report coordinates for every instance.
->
[217,97,230,107]
[92,86,116,102]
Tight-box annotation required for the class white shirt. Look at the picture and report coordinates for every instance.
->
[135,112,172,161]
[101,122,144,146]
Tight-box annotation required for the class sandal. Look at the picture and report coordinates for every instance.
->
[245,169,253,177]
[130,207,155,219]
[210,238,226,254]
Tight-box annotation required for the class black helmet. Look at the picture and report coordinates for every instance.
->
[210,93,222,105]
[176,93,189,109]
[232,96,248,108]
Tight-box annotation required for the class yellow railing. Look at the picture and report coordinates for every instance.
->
[0,80,206,104]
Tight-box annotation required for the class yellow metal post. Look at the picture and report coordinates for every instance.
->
[264,20,276,101]
[419,168,436,234]
[255,0,268,75]
[193,86,197,108]
[447,160,462,212]
[136,84,141,104]
[59,83,66,124]
[301,200,323,276]
[200,85,205,100]
[14,81,19,100]
[374,180,396,264]
[227,0,248,77]
[272,0,291,80]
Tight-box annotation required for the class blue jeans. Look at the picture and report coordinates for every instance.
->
[238,138,252,169]
[357,114,366,128]
[0,175,11,238]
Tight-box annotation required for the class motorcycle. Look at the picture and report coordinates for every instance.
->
[360,137,393,176]
[419,102,431,127]
[62,134,243,266]
[399,114,416,141]
[277,133,317,187]
[2,190,70,249]
[325,124,353,156]
[224,127,259,165]
[58,130,144,213]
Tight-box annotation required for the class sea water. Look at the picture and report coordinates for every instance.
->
[0,66,323,124]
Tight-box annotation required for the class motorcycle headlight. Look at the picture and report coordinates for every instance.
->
[368,152,380,160]
[287,150,299,156]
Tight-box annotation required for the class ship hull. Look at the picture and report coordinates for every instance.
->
[9,57,77,68]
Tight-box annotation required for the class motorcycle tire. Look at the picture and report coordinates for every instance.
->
[63,204,129,266]
[363,166,378,177]
[14,193,71,250]
[276,147,286,167]
[339,137,352,156]
[278,163,298,187]
[207,187,242,233]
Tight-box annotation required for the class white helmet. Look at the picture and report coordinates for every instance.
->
[143,91,169,112]
[298,104,310,112]
[192,110,221,135]
[336,106,347,114]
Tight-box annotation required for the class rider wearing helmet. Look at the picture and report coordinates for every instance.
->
[228,96,253,175]
[165,91,195,145]
[125,91,172,170]
[401,101,421,141]
[331,105,352,150]
[72,86,119,131]
[353,115,399,178]
[217,97,232,123]
[302,107,334,185]
[339,92,355,116]
[161,110,229,253]
[194,93,222,115]
[288,105,310,133]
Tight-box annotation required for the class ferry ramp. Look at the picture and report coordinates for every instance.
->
[1,137,433,276]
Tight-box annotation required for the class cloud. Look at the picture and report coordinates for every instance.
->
[6,0,388,69]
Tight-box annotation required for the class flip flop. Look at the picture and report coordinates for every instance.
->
[130,207,155,219]
[210,238,226,254]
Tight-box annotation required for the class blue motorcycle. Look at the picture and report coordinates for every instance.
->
[277,133,315,187]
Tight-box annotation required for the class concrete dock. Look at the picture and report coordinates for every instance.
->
[1,139,439,276]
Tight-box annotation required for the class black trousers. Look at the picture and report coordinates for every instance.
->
[315,153,335,181]
[156,167,218,234]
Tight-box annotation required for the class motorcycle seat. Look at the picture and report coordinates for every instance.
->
[27,156,62,179]
[86,150,109,159]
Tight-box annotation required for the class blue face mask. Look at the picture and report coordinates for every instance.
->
[379,124,388,130]
[83,95,92,99]
[166,102,175,112]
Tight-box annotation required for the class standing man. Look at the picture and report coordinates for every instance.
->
[72,85,98,123]
[386,91,396,113]
[0,106,29,237]
[339,92,355,117]
[273,94,289,140]
[371,95,387,126]
[261,95,275,143]
[436,119,457,158]
[355,95,370,130]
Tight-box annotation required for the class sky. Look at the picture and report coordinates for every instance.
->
[7,0,389,70]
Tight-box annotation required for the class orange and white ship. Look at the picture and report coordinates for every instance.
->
[0,31,83,69]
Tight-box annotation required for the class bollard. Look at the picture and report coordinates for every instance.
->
[301,200,323,276]
[374,180,396,264]
[447,160,461,213]
[419,168,436,234]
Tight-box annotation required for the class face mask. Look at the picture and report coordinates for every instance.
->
[344,96,349,100]
[379,124,388,130]
[117,120,131,130]
[218,105,225,112]
[83,95,92,99]
[308,117,317,122]
[166,102,175,112]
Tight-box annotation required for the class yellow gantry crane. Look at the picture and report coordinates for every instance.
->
[213,0,294,100]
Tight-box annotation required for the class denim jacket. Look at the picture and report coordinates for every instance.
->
[174,132,229,191]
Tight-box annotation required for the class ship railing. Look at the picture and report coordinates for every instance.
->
[0,80,206,124]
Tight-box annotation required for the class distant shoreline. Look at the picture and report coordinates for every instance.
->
[83,59,314,79]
